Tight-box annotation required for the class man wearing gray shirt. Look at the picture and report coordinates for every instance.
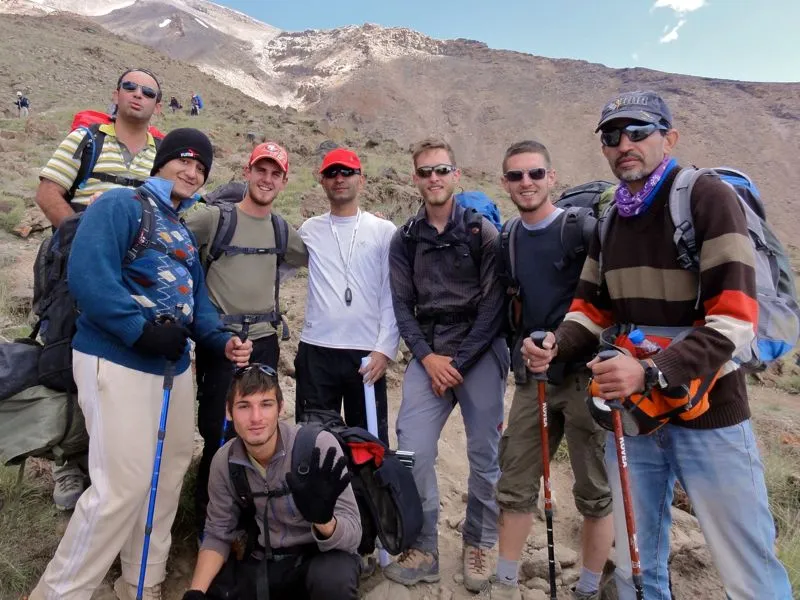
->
[384,138,508,594]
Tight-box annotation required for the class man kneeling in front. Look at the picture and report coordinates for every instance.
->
[183,364,362,600]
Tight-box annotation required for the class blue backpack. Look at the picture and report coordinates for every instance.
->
[196,95,204,109]
[455,190,502,231]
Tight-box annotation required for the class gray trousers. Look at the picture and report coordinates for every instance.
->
[396,338,509,554]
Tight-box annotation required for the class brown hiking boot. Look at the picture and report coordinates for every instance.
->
[383,548,440,586]
[462,544,491,592]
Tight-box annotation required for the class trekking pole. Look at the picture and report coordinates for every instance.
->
[137,309,181,600]
[596,349,645,600]
[361,355,391,568]
[219,317,253,447]
[530,332,557,600]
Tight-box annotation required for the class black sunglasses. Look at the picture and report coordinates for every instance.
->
[415,164,456,178]
[322,166,361,179]
[120,80,159,100]
[600,123,665,147]
[234,363,278,379]
[504,168,548,182]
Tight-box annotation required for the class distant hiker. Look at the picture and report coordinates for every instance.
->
[28,128,253,600]
[15,91,30,117]
[184,141,308,534]
[191,92,202,116]
[385,138,508,593]
[523,91,794,600]
[169,96,182,113]
[34,67,164,512]
[294,148,400,445]
[489,141,613,600]
[183,365,362,600]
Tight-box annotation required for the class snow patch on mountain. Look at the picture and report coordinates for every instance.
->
[158,17,170,27]
[194,16,208,28]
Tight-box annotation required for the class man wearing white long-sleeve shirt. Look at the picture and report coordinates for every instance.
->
[295,148,400,443]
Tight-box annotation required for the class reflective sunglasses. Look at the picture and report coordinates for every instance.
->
[600,123,665,147]
[120,80,159,100]
[415,164,456,178]
[321,166,361,179]
[504,168,548,182]
[234,363,278,379]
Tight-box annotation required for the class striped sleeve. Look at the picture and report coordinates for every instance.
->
[40,129,86,191]
[652,175,757,386]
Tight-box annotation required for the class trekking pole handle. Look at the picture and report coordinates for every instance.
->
[529,331,549,382]
[155,307,182,390]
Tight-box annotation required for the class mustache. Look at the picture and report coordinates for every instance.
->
[616,151,643,166]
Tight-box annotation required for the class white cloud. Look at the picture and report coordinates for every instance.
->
[659,18,686,43]
[653,0,706,13]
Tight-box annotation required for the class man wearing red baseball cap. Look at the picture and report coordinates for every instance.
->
[295,147,400,448]
[184,141,308,535]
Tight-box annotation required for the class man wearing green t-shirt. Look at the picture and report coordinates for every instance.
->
[184,142,308,534]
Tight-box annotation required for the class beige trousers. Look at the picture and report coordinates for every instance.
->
[30,350,195,600]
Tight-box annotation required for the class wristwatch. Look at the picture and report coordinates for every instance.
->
[641,359,668,391]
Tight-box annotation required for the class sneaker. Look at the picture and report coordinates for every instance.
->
[383,548,440,586]
[113,577,162,600]
[490,581,522,600]
[52,461,87,511]
[462,545,491,593]
[571,586,601,600]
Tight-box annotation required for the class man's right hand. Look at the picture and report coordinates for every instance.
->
[521,332,558,373]
[421,354,463,393]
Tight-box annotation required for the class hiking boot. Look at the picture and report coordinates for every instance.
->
[52,461,87,511]
[462,544,491,593]
[489,581,522,600]
[571,586,601,600]
[383,548,440,586]
[113,577,162,600]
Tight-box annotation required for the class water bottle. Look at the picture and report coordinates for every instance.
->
[628,328,661,359]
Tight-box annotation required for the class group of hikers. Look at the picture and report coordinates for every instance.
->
[20,67,795,600]
[167,92,203,115]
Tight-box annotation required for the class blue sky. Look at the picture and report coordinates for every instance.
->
[219,0,799,82]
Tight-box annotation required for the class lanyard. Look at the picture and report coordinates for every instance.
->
[329,209,361,306]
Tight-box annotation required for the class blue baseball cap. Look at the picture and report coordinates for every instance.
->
[595,91,673,132]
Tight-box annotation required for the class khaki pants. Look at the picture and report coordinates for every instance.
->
[30,350,195,600]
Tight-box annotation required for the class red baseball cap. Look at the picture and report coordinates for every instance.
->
[248,141,289,174]
[319,148,361,173]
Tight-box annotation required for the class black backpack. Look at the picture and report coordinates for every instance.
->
[31,191,158,392]
[399,206,484,272]
[202,183,291,340]
[295,409,423,556]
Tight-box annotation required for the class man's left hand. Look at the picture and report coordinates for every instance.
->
[358,351,390,385]
[587,353,645,400]
[225,337,253,367]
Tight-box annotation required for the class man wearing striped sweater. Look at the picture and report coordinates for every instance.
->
[523,91,792,599]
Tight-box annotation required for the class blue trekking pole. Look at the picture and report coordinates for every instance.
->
[219,316,253,447]
[137,310,180,600]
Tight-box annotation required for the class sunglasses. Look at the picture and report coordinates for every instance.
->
[600,123,665,147]
[120,80,159,100]
[234,363,278,379]
[415,164,456,178]
[504,168,549,182]
[321,166,361,179]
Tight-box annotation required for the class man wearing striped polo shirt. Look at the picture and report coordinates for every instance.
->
[34,67,163,511]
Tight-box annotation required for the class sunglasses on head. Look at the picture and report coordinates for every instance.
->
[600,123,665,147]
[234,363,278,379]
[415,164,456,178]
[120,80,159,99]
[321,166,361,179]
[504,168,549,182]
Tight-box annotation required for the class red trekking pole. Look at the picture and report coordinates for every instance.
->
[596,349,645,600]
[531,331,557,600]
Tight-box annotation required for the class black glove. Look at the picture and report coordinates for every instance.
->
[182,591,206,600]
[286,446,352,525]
[133,321,191,362]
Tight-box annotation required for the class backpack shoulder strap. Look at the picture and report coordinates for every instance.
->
[668,167,712,271]
[462,207,483,268]
[68,123,105,203]
[271,212,291,340]
[498,216,521,292]
[228,458,255,511]
[291,423,325,475]
[207,203,236,266]
[124,191,156,264]
[399,216,420,272]
[557,206,597,270]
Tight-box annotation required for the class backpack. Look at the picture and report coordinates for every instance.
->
[0,385,89,466]
[31,192,158,392]
[202,183,291,340]
[195,95,204,109]
[400,204,484,272]
[66,110,165,205]
[295,409,423,555]
[19,96,29,108]
[598,167,800,371]
[0,338,41,401]
[455,190,502,231]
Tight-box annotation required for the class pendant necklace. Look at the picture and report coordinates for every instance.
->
[329,209,361,307]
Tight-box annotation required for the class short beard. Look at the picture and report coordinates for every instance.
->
[512,195,548,213]
[617,168,647,183]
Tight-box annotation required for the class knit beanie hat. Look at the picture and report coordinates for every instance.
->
[150,128,213,182]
